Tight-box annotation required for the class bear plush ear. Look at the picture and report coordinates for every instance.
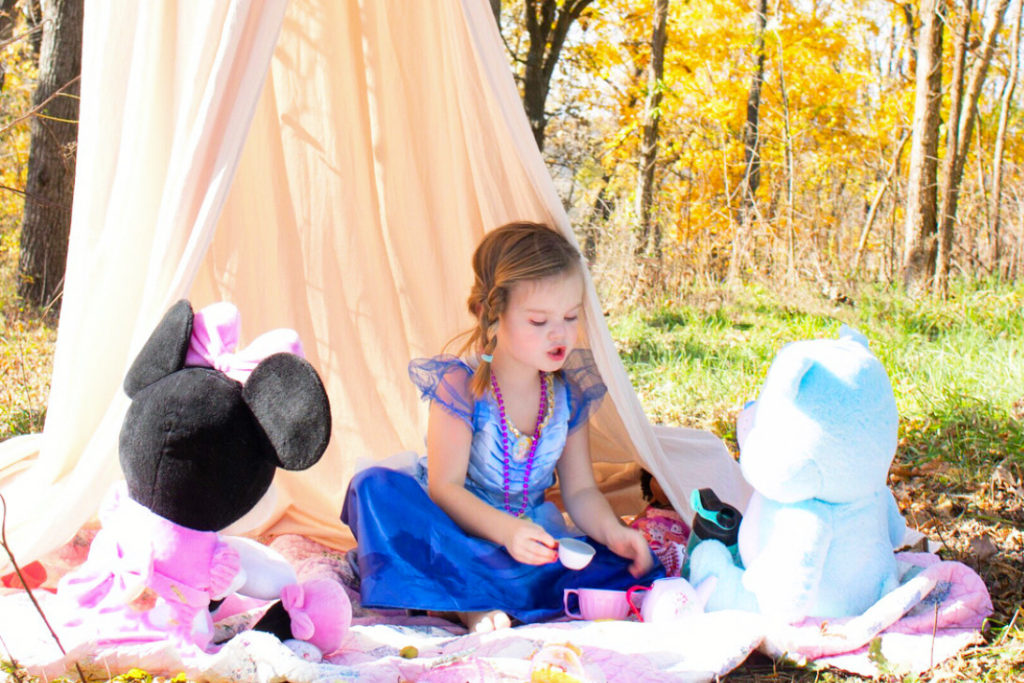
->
[123,300,194,398]
[761,346,815,403]
[242,353,331,470]
[838,324,870,349]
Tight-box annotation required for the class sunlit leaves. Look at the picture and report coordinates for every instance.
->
[0,27,36,234]
[512,0,1024,281]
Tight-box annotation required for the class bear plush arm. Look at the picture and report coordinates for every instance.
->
[689,539,757,612]
[741,501,833,621]
[885,491,908,549]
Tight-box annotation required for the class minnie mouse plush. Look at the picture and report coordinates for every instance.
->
[57,300,350,658]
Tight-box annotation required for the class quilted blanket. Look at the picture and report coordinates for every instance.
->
[0,535,991,682]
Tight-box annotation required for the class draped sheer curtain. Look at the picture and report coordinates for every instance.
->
[0,0,748,571]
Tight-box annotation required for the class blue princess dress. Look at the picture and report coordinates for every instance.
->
[341,349,664,623]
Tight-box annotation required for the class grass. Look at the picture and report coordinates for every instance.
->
[1,274,1022,681]
[606,278,1024,681]
[608,280,1024,462]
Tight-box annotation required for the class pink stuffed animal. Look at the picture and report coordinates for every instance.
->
[55,301,351,659]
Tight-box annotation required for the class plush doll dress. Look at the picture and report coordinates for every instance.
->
[342,349,663,623]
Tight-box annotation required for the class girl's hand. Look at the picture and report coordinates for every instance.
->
[504,518,558,565]
[604,524,654,577]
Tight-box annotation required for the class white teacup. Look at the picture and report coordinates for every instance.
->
[557,537,595,570]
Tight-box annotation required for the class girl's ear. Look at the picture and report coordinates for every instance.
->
[123,299,194,398]
[242,353,332,471]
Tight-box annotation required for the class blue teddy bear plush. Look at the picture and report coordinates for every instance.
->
[688,325,907,622]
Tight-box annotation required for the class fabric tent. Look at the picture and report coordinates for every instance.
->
[0,0,750,573]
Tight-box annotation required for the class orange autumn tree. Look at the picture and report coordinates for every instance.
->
[0,11,36,257]
[523,0,1024,289]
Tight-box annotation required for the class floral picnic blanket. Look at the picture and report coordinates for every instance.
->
[0,536,991,682]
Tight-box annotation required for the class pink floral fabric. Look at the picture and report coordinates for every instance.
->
[628,505,690,576]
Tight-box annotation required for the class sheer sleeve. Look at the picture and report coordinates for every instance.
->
[562,348,607,433]
[408,355,476,427]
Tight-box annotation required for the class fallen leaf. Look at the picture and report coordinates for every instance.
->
[934,495,955,517]
[969,534,999,562]
[992,461,1022,495]
[915,460,951,477]
[890,464,914,481]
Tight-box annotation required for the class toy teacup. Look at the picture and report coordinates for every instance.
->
[557,537,595,570]
[626,577,716,623]
[563,587,630,620]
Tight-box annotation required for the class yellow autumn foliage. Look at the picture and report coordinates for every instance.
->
[1,20,36,237]
[525,0,1024,282]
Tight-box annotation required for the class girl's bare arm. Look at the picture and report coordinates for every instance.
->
[426,402,557,565]
[556,427,654,577]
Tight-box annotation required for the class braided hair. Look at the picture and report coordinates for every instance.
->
[456,222,582,397]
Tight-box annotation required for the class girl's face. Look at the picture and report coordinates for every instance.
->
[496,272,584,374]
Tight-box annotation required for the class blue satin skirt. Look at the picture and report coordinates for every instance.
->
[341,466,664,623]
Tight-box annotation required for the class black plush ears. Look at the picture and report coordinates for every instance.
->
[123,299,193,398]
[242,352,332,470]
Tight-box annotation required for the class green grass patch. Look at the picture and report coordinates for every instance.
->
[609,280,1024,480]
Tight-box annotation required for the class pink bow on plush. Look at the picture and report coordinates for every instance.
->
[184,302,304,383]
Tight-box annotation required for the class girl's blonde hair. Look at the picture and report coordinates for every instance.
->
[455,222,583,396]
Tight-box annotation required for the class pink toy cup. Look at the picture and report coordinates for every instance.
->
[562,587,631,621]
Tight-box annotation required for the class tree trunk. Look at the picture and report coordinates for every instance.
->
[888,179,899,281]
[520,0,595,151]
[932,0,972,289]
[990,0,1023,273]
[935,0,1012,293]
[584,172,614,265]
[854,128,911,274]
[902,2,917,70]
[902,0,945,296]
[974,117,990,247]
[24,0,42,54]
[17,0,82,309]
[0,0,17,91]
[0,0,16,42]
[490,0,501,31]
[635,0,669,259]
[728,0,768,281]
[776,41,796,281]
[737,0,768,228]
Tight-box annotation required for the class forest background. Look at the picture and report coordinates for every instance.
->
[1,0,1023,681]
[501,0,1024,297]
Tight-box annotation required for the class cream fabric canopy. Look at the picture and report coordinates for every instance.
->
[0,0,750,571]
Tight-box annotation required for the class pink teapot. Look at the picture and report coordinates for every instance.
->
[626,577,716,623]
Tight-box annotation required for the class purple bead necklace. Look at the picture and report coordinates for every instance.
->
[490,370,548,517]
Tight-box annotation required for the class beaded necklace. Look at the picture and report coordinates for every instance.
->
[504,373,554,460]
[490,370,549,517]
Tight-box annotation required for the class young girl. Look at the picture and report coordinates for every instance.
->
[341,222,663,631]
